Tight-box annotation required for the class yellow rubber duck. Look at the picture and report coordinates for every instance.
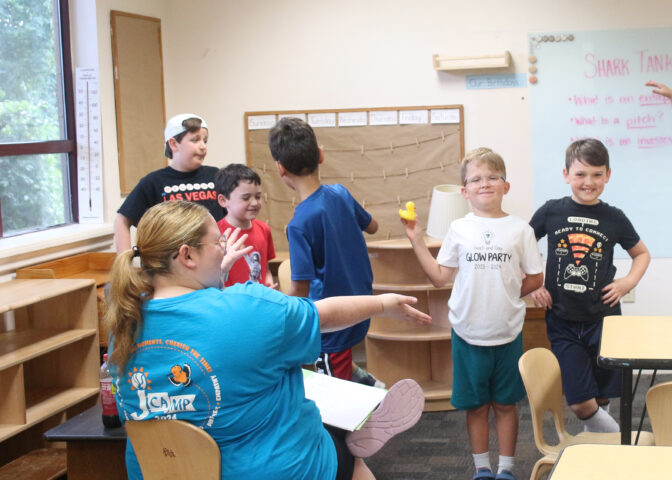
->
[399,201,416,221]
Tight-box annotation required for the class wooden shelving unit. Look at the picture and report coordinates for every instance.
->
[0,279,100,447]
[366,237,454,412]
[16,252,115,347]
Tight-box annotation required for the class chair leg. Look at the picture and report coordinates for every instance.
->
[530,456,555,480]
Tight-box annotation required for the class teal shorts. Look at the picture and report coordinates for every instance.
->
[450,330,525,411]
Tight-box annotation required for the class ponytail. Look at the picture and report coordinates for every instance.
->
[105,249,153,372]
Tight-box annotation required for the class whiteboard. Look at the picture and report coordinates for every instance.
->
[529,27,672,257]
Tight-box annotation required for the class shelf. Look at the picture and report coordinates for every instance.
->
[16,255,115,347]
[0,279,95,314]
[0,329,98,370]
[432,51,511,71]
[373,282,452,292]
[15,252,114,287]
[26,387,100,423]
[0,387,99,442]
[418,379,452,401]
[368,323,451,341]
[0,278,99,466]
[367,237,442,250]
[368,238,443,286]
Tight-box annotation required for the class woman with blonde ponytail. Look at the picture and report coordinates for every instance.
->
[107,201,431,480]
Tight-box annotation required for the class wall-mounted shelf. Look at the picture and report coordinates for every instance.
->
[433,51,511,70]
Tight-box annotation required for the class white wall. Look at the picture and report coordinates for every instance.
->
[83,0,672,314]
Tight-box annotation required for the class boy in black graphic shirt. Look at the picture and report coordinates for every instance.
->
[114,113,223,254]
[530,138,650,433]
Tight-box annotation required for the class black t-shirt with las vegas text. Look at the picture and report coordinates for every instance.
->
[118,166,223,226]
[530,196,640,323]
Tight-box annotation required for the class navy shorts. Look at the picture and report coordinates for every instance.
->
[451,330,526,411]
[545,310,621,405]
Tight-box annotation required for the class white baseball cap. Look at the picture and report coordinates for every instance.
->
[164,113,208,142]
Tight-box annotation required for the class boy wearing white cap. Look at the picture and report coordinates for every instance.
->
[113,113,223,253]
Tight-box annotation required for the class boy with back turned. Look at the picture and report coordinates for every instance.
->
[268,117,378,382]
[530,138,650,433]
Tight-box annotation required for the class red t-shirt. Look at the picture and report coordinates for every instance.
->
[217,218,276,287]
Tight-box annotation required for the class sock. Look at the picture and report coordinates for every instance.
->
[581,406,620,433]
[473,452,491,472]
[352,366,366,381]
[497,455,514,474]
[599,401,611,414]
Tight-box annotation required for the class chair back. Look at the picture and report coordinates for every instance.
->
[278,258,291,294]
[518,348,570,455]
[646,380,672,445]
[125,420,221,479]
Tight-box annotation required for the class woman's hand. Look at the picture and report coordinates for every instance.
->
[378,293,432,325]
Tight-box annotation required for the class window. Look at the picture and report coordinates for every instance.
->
[0,0,76,237]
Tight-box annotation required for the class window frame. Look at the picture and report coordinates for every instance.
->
[0,0,78,237]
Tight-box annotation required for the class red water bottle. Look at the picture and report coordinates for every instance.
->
[100,353,121,428]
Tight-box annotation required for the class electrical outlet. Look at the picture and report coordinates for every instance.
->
[622,289,636,303]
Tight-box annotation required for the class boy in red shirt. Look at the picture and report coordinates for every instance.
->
[214,163,277,288]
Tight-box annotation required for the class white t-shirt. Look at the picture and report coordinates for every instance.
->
[437,213,543,346]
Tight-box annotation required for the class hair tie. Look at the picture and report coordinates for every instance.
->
[132,246,141,258]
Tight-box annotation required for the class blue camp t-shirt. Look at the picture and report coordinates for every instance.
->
[110,283,337,480]
[287,184,373,353]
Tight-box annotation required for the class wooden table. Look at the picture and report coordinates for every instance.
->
[597,315,672,445]
[550,444,672,479]
[44,404,127,480]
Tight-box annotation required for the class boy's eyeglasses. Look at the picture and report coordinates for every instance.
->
[464,175,506,187]
[172,234,227,259]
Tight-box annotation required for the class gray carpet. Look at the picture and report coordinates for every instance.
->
[365,372,668,480]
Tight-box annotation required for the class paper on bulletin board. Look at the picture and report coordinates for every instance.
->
[529,27,672,257]
[308,112,337,128]
[400,110,428,125]
[431,108,461,124]
[369,110,398,125]
[248,115,276,130]
[338,111,368,127]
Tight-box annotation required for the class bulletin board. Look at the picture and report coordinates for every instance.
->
[528,27,672,257]
[110,11,167,195]
[244,106,464,251]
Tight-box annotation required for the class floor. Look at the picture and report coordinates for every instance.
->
[365,372,667,480]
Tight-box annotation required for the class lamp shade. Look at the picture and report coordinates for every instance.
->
[425,184,470,239]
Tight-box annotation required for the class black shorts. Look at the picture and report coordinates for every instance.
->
[325,424,355,480]
[546,310,621,405]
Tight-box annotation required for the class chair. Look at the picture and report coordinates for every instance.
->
[518,348,654,480]
[646,380,672,445]
[125,420,221,480]
[277,258,291,294]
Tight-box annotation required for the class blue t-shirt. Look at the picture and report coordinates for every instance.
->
[287,184,373,353]
[110,283,337,480]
